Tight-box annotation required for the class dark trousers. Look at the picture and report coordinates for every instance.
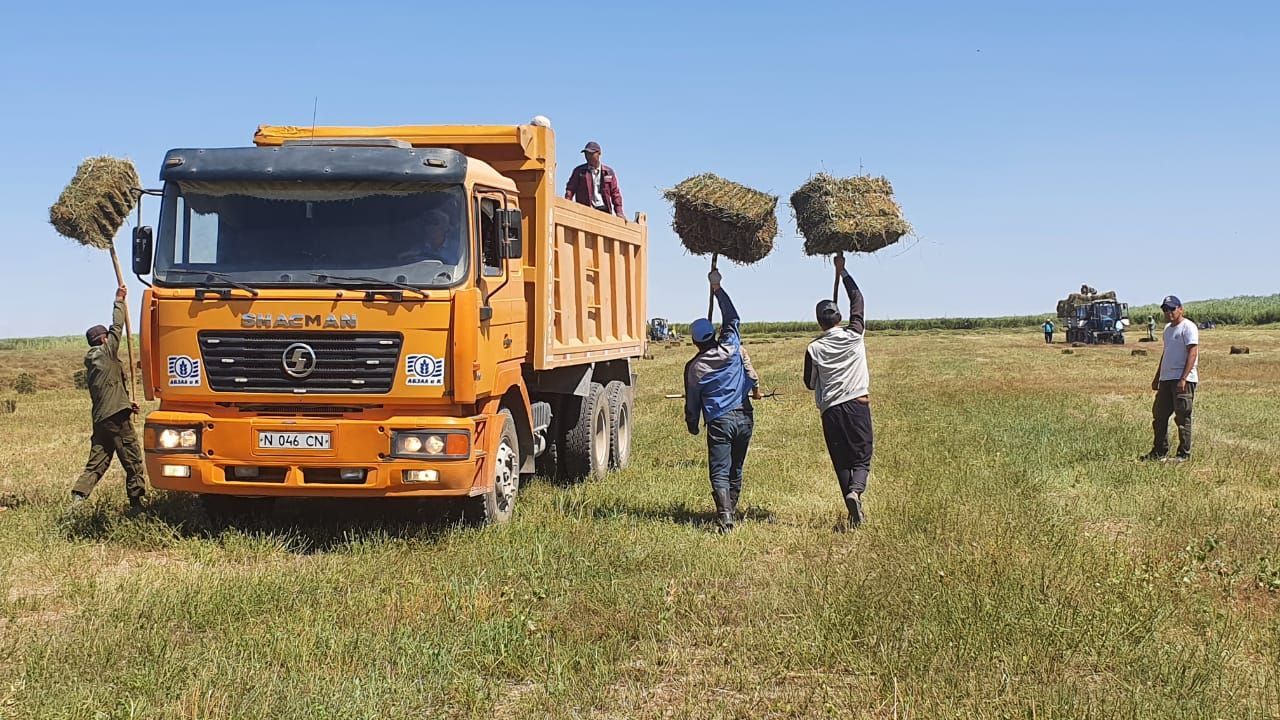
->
[1044,332,1053,344]
[1152,380,1195,457]
[822,398,874,497]
[73,409,146,499]
[706,408,753,494]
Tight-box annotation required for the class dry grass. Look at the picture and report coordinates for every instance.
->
[1,325,1278,717]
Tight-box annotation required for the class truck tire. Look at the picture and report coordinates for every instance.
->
[604,380,633,470]
[463,409,520,525]
[562,382,611,481]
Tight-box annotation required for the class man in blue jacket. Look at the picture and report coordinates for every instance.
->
[685,270,760,532]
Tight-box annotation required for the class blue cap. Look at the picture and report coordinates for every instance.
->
[691,318,715,343]
[1160,295,1182,310]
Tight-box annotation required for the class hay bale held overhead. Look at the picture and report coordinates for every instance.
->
[663,173,778,265]
[791,173,912,256]
[49,156,140,250]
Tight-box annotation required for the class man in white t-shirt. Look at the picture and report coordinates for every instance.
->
[1140,295,1200,462]
[804,255,872,528]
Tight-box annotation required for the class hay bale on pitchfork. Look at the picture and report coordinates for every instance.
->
[663,173,778,265]
[49,156,140,250]
[790,173,912,255]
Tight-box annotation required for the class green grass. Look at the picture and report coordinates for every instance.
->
[2,327,1279,718]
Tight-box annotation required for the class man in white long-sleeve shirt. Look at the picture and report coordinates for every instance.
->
[804,255,872,528]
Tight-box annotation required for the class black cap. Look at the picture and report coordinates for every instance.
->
[815,299,840,324]
[1160,295,1182,311]
[582,141,602,154]
[85,325,108,344]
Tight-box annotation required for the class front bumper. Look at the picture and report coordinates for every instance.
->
[144,410,480,497]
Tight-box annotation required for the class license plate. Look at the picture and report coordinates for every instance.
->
[257,431,331,450]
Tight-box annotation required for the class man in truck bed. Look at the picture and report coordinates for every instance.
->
[564,141,624,218]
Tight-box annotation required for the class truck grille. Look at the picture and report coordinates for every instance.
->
[198,332,402,394]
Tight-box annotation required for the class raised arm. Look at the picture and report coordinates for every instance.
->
[835,256,865,334]
[106,287,126,357]
[712,287,741,342]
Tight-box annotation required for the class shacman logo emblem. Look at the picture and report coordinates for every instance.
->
[281,343,317,378]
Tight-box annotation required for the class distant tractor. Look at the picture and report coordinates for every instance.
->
[1057,284,1130,344]
[647,318,679,343]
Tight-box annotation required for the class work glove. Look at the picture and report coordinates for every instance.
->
[708,269,722,286]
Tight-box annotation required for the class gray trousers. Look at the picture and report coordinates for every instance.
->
[1152,380,1195,457]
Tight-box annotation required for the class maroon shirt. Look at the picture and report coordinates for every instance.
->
[564,162,624,218]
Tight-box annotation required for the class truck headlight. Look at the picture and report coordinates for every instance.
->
[391,431,469,459]
[148,425,202,453]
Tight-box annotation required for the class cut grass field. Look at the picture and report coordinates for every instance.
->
[2,326,1279,718]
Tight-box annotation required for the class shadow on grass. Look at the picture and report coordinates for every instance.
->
[58,491,477,553]
[589,500,774,529]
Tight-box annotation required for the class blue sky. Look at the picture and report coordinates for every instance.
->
[2,0,1276,337]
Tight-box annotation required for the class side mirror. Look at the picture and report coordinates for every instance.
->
[498,209,523,259]
[132,226,154,276]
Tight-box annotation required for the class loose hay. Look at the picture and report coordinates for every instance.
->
[49,156,140,249]
[791,174,912,255]
[663,174,777,264]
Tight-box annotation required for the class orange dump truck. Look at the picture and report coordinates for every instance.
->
[130,119,647,522]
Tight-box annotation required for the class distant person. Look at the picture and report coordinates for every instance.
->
[1042,318,1055,344]
[422,209,462,265]
[1140,295,1199,462]
[684,269,761,532]
[1147,315,1156,342]
[805,255,874,529]
[564,141,625,218]
[72,286,146,510]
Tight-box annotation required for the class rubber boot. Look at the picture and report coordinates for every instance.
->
[729,488,741,524]
[713,489,735,533]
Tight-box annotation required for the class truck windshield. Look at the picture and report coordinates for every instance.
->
[153,181,467,288]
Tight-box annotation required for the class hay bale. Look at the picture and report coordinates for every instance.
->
[49,156,140,249]
[664,174,778,264]
[1071,342,1086,348]
[13,373,36,395]
[1,399,15,414]
[790,174,912,255]
[1230,346,1250,355]
[1062,349,1074,355]
[1131,349,1148,356]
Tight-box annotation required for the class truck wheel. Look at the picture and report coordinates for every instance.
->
[604,380,633,470]
[562,382,611,481]
[464,409,520,525]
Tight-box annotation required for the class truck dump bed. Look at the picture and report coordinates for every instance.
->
[254,123,648,371]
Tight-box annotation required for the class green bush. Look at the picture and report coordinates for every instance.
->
[13,373,36,395]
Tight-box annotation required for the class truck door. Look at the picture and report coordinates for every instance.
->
[474,191,526,366]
